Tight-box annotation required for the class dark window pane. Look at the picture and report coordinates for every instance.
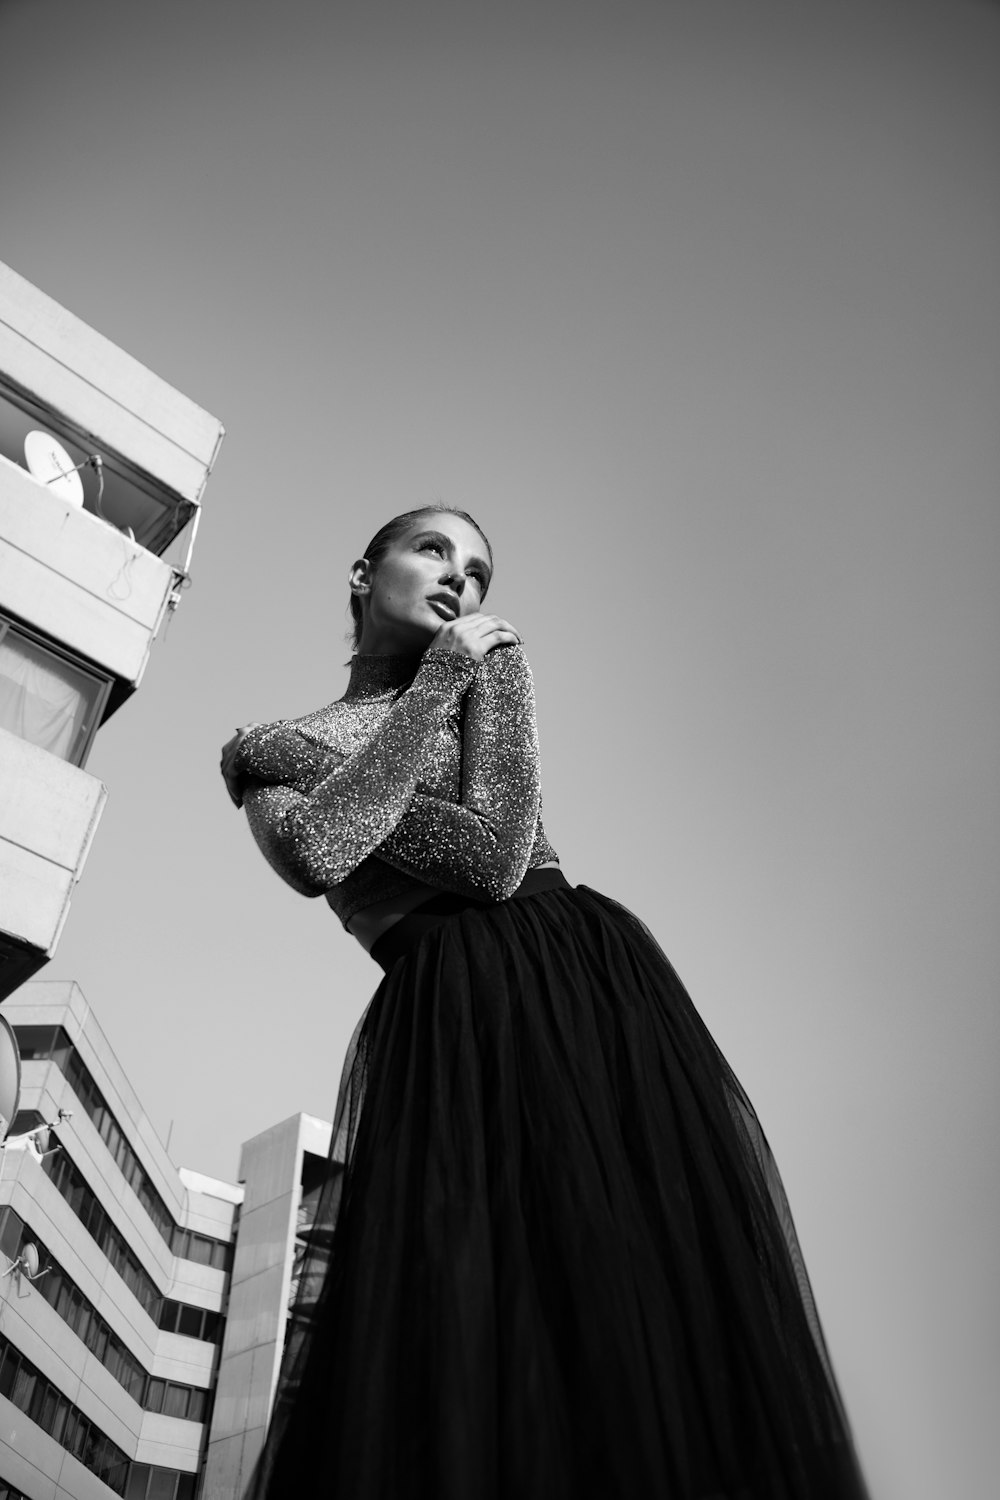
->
[27,1375,48,1424]
[0,1347,17,1399]
[0,1209,20,1261]
[49,1393,69,1445]
[61,1410,80,1456]
[175,1475,196,1500]
[11,1026,57,1059]
[38,1264,60,1307]
[104,1340,123,1382]
[10,1364,37,1413]
[146,1378,165,1414]
[188,1235,213,1267]
[162,1383,188,1419]
[125,1463,150,1500]
[126,1363,146,1404]
[186,1387,207,1423]
[51,1032,72,1071]
[90,1320,108,1362]
[147,1469,176,1500]
[37,1384,61,1435]
[177,1305,203,1340]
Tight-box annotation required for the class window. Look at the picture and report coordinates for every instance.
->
[0,1209,20,1262]
[126,1466,151,1500]
[0,616,110,766]
[147,1469,177,1500]
[0,379,198,558]
[9,1362,37,1414]
[0,1347,16,1399]
[162,1383,188,1420]
[177,1304,204,1340]
[186,1387,207,1423]
[9,1026,59,1060]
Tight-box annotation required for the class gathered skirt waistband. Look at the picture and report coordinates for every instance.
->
[370,866,570,973]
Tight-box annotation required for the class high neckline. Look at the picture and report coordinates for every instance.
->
[344,652,422,699]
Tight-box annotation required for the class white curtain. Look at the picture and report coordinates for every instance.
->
[0,636,89,760]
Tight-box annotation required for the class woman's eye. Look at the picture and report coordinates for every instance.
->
[418,540,444,556]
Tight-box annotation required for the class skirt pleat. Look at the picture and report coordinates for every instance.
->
[246,882,868,1500]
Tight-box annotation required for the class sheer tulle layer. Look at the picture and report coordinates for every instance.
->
[247,883,868,1500]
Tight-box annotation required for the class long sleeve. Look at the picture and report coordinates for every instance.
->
[375,644,541,901]
[238,650,476,895]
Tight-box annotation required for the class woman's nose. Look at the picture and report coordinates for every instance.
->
[442,568,465,594]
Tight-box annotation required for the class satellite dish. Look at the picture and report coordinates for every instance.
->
[21,1244,39,1279]
[24,430,85,507]
[0,1017,20,1145]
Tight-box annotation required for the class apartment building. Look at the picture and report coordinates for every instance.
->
[0,983,333,1500]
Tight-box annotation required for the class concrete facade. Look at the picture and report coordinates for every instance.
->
[0,261,224,994]
[0,984,329,1500]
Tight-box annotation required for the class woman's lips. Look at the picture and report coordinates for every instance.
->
[428,597,458,620]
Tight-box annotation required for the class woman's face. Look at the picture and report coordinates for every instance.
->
[352,513,493,654]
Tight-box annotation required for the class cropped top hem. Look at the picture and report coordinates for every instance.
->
[326,848,562,929]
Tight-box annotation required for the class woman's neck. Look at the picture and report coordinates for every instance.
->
[344,652,422,700]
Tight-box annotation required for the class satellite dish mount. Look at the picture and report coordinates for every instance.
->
[2,1241,48,1290]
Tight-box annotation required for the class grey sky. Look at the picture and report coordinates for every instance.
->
[2,2,997,1495]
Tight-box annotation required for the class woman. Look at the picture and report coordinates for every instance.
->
[222,505,868,1500]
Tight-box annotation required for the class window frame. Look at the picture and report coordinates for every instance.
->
[0,613,112,767]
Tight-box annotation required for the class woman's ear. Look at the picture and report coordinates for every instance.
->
[349,557,373,596]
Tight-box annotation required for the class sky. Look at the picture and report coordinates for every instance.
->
[1,1,997,1495]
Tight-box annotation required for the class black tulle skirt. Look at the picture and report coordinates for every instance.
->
[247,872,868,1500]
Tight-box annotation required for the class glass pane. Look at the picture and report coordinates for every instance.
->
[0,631,100,763]
[49,1394,69,1445]
[147,1469,176,1500]
[0,1209,21,1261]
[211,1241,231,1272]
[188,1235,213,1267]
[10,1364,36,1413]
[147,1378,165,1414]
[177,1305,203,1339]
[10,1026,57,1059]
[125,1463,150,1500]
[162,1383,188,1419]
[104,1340,123,1382]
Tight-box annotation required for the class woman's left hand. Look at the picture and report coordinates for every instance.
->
[220,725,257,807]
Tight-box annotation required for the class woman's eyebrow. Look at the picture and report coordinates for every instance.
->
[412,530,492,579]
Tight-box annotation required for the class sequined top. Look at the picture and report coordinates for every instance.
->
[232,645,559,927]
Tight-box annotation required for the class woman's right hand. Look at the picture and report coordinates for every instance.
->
[220,724,258,807]
[429,612,521,663]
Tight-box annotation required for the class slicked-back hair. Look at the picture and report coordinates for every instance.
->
[349,505,493,649]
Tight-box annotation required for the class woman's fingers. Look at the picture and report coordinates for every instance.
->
[429,613,521,659]
[220,725,255,806]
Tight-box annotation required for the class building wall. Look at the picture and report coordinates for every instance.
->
[0,259,223,995]
[0,985,240,1500]
[200,1114,331,1500]
[0,984,332,1500]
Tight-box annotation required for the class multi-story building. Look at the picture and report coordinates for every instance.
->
[0,982,334,1500]
[0,260,224,999]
